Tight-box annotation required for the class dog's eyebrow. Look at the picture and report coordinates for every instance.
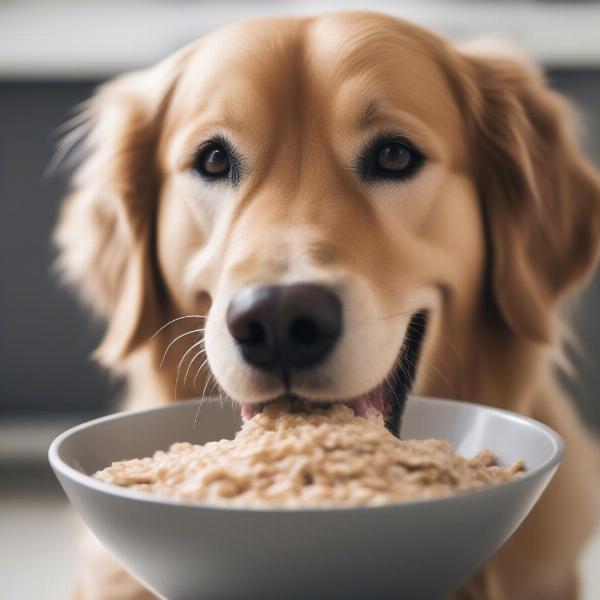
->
[359,101,379,127]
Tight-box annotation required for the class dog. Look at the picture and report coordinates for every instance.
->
[55,11,600,600]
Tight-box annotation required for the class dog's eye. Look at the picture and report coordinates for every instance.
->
[193,141,232,180]
[376,143,412,172]
[359,136,425,182]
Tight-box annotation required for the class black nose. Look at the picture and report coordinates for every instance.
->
[226,283,342,372]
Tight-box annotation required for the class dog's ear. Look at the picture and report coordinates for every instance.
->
[459,50,600,343]
[54,52,188,367]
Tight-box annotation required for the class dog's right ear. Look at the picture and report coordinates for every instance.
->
[54,48,191,367]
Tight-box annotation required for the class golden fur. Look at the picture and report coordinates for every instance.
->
[55,12,600,600]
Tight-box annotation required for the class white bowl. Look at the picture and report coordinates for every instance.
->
[49,396,563,600]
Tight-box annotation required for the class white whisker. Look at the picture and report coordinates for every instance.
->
[348,309,424,329]
[150,315,206,341]
[201,368,216,400]
[175,339,205,397]
[405,354,447,396]
[193,357,210,391]
[193,396,209,431]
[217,385,226,410]
[184,347,206,387]
[160,328,203,368]
[208,377,221,399]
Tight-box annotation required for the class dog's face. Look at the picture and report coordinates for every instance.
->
[155,15,484,426]
[56,12,600,423]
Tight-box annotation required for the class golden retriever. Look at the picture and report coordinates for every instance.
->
[55,11,600,600]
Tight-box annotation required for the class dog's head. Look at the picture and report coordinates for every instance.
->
[55,12,600,429]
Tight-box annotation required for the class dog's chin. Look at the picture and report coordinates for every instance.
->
[240,311,428,437]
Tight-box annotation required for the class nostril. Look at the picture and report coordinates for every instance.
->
[282,284,342,368]
[289,318,320,345]
[226,286,281,369]
[244,321,266,346]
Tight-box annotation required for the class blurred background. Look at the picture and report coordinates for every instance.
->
[1,1,599,598]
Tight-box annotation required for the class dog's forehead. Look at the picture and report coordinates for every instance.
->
[304,15,464,156]
[168,14,463,153]
[305,14,453,95]
[170,18,306,123]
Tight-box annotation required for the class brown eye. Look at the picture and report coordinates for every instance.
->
[194,142,231,179]
[359,136,425,182]
[376,143,412,172]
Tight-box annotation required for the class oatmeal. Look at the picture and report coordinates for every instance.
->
[94,401,524,507]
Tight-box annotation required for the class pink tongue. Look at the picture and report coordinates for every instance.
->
[347,397,370,417]
[241,404,256,421]
[346,386,386,417]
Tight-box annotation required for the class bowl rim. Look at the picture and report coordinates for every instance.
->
[48,395,565,514]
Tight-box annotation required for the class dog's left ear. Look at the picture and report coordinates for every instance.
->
[458,48,600,343]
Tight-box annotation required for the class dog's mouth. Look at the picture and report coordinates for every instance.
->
[240,311,428,437]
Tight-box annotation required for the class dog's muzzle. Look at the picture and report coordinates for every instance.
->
[225,282,428,437]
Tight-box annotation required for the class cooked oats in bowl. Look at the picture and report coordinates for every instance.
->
[50,396,564,599]
[94,400,524,507]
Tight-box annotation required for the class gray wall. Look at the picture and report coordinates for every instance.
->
[0,72,598,424]
[0,81,117,416]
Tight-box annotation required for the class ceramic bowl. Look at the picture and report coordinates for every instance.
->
[49,396,563,600]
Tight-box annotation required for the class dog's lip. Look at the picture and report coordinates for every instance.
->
[240,311,429,435]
